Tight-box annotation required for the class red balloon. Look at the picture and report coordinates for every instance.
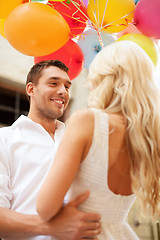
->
[48,0,88,37]
[34,39,84,80]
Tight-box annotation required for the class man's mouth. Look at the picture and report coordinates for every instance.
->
[51,98,65,107]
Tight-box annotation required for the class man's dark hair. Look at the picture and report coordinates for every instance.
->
[26,60,69,86]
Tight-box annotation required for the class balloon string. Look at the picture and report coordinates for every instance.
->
[48,0,98,30]
[91,10,99,28]
[48,1,88,25]
[100,10,134,30]
[101,0,109,29]
[97,30,104,48]
[118,18,131,27]
[59,1,73,10]
[89,8,105,31]
[60,0,88,22]
[54,9,88,25]
[77,32,95,41]
[70,0,96,25]
[96,0,100,29]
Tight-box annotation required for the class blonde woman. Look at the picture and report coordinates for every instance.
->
[36,41,160,240]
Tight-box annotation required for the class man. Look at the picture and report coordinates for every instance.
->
[0,60,101,240]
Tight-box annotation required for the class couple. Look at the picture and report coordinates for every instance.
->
[0,40,160,240]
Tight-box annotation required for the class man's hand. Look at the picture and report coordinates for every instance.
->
[44,191,101,240]
[0,192,101,239]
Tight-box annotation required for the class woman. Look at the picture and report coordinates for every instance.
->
[36,41,160,240]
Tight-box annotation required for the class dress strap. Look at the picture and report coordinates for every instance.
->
[90,108,109,139]
[87,108,109,166]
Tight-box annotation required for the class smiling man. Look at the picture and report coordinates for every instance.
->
[0,60,101,240]
[26,61,71,140]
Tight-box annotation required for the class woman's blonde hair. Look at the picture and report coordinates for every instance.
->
[88,40,160,218]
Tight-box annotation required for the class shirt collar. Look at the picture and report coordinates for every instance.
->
[12,115,65,144]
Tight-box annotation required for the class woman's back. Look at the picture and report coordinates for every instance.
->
[67,108,139,240]
[108,112,132,196]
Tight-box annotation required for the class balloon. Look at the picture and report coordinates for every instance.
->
[34,39,84,80]
[48,0,88,37]
[87,0,135,33]
[77,29,115,68]
[0,0,23,18]
[4,2,70,57]
[117,33,158,66]
[82,0,88,7]
[135,0,139,3]
[117,23,142,38]
[0,19,6,38]
[31,0,48,3]
[117,23,159,45]
[134,0,160,39]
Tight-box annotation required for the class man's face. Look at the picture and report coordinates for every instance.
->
[30,66,71,120]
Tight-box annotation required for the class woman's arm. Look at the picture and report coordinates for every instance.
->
[37,109,94,222]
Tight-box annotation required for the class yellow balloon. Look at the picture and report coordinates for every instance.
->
[0,0,23,18]
[87,0,135,33]
[0,19,6,38]
[117,33,158,66]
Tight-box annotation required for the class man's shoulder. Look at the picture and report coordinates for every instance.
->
[0,125,13,135]
[0,116,25,139]
[0,125,15,144]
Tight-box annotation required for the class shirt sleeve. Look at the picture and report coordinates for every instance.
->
[0,134,12,208]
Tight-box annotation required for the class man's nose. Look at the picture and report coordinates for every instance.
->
[57,84,67,95]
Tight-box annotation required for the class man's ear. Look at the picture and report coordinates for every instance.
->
[26,82,34,98]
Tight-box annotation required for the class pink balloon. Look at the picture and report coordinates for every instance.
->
[117,23,159,45]
[34,39,84,80]
[81,0,88,7]
[134,0,160,39]
[117,23,142,38]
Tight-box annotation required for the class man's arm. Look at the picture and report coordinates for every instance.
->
[0,207,42,239]
[0,192,101,240]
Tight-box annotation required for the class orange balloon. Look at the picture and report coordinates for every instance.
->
[0,0,23,18]
[4,2,70,56]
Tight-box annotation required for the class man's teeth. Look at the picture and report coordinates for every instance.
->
[54,100,64,104]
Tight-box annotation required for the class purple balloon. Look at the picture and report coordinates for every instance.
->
[82,0,88,7]
[134,0,160,39]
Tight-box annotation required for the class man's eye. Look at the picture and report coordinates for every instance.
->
[65,86,70,90]
[50,82,57,86]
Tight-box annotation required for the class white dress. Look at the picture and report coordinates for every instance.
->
[67,108,139,240]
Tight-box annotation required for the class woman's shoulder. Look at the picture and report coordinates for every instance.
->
[67,108,95,125]
[65,109,95,143]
